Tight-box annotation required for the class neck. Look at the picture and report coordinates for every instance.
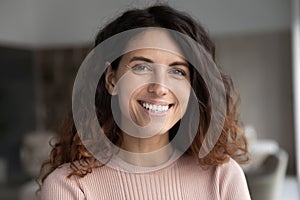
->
[121,132,169,153]
[118,132,173,167]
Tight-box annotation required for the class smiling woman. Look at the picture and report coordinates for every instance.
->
[108,46,191,136]
[107,47,191,155]
[37,4,250,200]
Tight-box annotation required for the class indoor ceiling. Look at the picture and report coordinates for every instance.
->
[0,0,291,48]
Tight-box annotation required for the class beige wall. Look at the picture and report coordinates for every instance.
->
[214,31,295,174]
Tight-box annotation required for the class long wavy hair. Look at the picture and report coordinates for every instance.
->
[38,4,248,186]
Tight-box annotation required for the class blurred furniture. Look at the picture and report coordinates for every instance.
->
[242,139,280,172]
[245,149,288,200]
[19,131,56,200]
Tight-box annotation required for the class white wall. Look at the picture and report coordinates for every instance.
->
[0,0,291,47]
[292,0,300,180]
[0,0,38,46]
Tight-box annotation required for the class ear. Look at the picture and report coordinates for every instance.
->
[105,63,117,95]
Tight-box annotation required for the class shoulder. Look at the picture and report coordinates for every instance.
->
[176,155,251,199]
[216,157,251,200]
[216,157,248,184]
[177,155,246,179]
[217,157,244,175]
[40,163,85,200]
[42,163,76,185]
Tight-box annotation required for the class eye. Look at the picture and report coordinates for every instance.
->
[132,64,152,73]
[169,68,186,77]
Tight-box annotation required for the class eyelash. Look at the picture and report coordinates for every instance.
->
[169,68,186,76]
[132,64,152,72]
[131,64,187,77]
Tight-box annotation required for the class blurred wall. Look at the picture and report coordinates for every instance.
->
[0,46,35,180]
[214,31,294,173]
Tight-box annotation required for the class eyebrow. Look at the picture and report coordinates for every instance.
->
[129,56,189,68]
[169,61,189,68]
[129,56,154,63]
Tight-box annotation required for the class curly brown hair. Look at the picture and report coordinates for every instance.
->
[38,4,248,187]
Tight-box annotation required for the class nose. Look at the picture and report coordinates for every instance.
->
[148,83,169,96]
[147,65,169,96]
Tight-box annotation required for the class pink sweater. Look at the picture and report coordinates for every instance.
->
[40,155,251,200]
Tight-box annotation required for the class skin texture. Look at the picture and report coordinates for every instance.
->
[104,30,191,165]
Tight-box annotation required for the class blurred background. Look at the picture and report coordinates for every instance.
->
[0,0,299,199]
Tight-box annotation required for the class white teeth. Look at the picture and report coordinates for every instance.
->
[153,105,157,110]
[158,105,162,111]
[140,101,170,112]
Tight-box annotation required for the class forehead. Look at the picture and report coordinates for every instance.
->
[124,28,183,57]
[121,48,187,64]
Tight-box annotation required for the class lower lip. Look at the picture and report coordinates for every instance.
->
[138,103,172,117]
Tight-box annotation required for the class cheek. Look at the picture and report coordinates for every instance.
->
[116,84,133,116]
[169,81,191,111]
[115,73,146,114]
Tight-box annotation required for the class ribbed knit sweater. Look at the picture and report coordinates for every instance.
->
[40,154,251,200]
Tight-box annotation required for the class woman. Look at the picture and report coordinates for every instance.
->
[38,4,250,200]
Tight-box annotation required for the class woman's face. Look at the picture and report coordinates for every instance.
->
[106,30,191,138]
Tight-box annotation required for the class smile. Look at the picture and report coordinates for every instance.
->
[138,100,173,113]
